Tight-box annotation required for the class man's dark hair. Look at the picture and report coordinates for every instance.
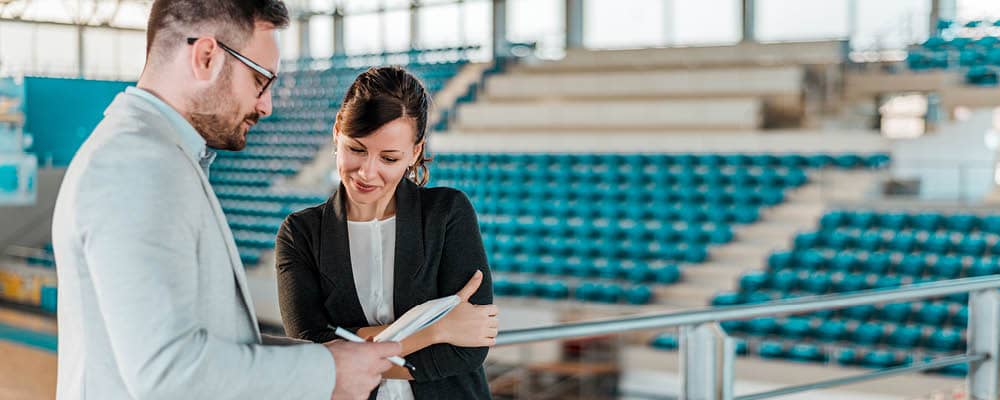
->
[146,0,289,60]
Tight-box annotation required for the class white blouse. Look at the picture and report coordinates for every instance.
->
[347,216,415,400]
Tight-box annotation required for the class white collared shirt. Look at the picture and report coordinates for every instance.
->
[347,216,414,400]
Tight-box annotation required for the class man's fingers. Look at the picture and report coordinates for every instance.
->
[372,359,393,374]
[369,341,403,357]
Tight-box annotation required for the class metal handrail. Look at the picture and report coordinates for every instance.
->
[494,275,1000,400]
[734,354,986,400]
[496,275,1000,346]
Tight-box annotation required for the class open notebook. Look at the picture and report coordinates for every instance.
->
[373,295,461,342]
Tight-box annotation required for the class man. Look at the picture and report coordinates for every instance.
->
[51,1,400,399]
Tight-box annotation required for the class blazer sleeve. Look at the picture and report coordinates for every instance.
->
[407,191,494,383]
[72,145,335,400]
[275,216,339,344]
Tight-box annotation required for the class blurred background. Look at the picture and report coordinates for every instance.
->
[2,0,1000,399]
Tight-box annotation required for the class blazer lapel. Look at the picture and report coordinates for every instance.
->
[192,163,261,338]
[392,179,426,317]
[120,94,261,340]
[318,185,368,326]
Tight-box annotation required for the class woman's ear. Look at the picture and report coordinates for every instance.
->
[332,122,341,146]
[413,140,425,165]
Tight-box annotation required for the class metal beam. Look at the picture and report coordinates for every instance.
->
[76,24,85,78]
[737,354,986,400]
[0,16,144,32]
[297,15,310,60]
[496,275,1000,346]
[740,0,755,43]
[333,7,345,56]
[681,324,733,400]
[967,289,1000,400]
[409,0,419,50]
[491,0,507,59]
[564,0,583,49]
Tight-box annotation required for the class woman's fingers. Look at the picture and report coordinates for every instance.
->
[477,304,499,317]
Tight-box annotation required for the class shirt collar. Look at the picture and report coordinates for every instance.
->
[125,86,214,167]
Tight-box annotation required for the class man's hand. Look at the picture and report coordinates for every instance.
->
[325,340,402,400]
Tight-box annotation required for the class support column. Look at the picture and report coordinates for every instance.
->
[491,0,508,59]
[930,0,957,36]
[565,0,584,50]
[409,0,420,50]
[967,289,1000,400]
[297,15,311,60]
[457,0,467,47]
[77,25,85,78]
[333,7,345,57]
[680,323,734,400]
[740,0,755,43]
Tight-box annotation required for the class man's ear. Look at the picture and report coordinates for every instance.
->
[189,38,223,82]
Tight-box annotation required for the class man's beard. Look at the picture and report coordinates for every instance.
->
[189,66,259,151]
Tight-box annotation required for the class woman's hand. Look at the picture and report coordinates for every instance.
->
[430,270,499,347]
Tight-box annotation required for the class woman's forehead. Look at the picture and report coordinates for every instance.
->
[348,118,418,148]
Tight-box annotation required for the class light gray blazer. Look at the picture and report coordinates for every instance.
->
[52,90,336,400]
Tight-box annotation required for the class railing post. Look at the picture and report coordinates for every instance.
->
[968,289,1000,400]
[680,323,734,400]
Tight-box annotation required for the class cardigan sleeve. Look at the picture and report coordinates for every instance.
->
[407,190,494,383]
[275,216,339,344]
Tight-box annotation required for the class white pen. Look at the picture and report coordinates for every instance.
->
[329,325,416,371]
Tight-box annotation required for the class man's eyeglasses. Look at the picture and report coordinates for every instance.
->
[186,37,276,98]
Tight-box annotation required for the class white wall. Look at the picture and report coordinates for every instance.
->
[891,109,997,202]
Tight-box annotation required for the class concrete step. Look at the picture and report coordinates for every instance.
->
[483,66,803,100]
[455,98,762,131]
[707,242,773,265]
[762,202,827,221]
[732,221,803,246]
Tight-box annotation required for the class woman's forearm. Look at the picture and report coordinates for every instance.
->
[355,325,441,357]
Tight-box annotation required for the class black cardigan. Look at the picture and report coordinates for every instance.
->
[275,178,493,400]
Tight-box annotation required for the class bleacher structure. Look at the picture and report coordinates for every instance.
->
[907,19,1000,86]
[432,152,888,308]
[846,18,1000,123]
[693,209,1000,376]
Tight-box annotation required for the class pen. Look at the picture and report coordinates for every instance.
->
[328,325,416,371]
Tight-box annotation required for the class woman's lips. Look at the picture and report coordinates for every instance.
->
[353,179,378,194]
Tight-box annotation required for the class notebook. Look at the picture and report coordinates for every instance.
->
[373,295,462,342]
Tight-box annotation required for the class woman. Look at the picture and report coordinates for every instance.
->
[275,66,497,400]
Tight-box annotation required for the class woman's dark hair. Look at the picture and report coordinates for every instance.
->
[337,66,433,186]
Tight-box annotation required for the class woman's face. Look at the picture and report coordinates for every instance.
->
[336,117,423,211]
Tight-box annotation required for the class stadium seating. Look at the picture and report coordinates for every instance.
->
[432,152,889,306]
[906,20,1000,86]
[706,209,998,376]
